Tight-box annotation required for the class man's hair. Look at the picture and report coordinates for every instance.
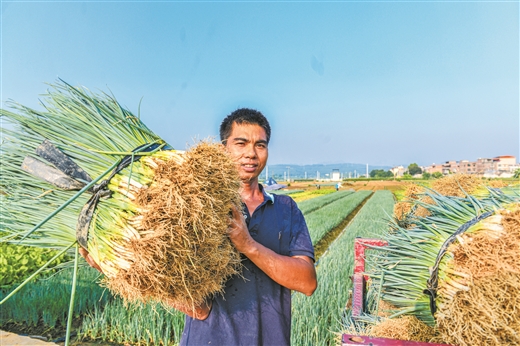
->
[219,108,271,145]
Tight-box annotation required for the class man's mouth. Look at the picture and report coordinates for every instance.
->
[241,163,257,172]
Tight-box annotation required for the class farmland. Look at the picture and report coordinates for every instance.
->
[292,190,395,345]
[1,182,403,345]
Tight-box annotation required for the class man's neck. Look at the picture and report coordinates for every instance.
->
[240,179,264,215]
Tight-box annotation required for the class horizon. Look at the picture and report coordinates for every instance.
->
[264,151,519,169]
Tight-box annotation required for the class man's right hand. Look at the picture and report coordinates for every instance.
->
[78,247,103,273]
[166,299,213,321]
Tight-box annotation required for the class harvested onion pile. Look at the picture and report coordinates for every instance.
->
[340,176,520,346]
[1,81,242,308]
[96,142,242,306]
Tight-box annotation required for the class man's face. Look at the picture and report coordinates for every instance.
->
[225,122,268,183]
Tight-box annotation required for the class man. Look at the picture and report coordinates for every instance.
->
[179,108,317,345]
[81,108,317,345]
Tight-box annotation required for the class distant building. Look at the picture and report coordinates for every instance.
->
[422,155,517,178]
[475,158,496,175]
[479,155,518,178]
[458,160,477,174]
[442,161,458,174]
[496,156,517,175]
[424,163,443,175]
[390,166,406,177]
[331,169,341,181]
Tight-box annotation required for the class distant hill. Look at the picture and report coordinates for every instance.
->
[260,163,392,180]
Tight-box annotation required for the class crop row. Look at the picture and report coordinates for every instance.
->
[0,266,185,345]
[304,191,372,244]
[291,190,395,346]
[271,189,304,195]
[298,190,354,215]
[0,267,109,329]
[289,188,337,203]
[79,297,185,345]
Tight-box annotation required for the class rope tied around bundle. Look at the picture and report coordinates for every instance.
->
[423,210,494,315]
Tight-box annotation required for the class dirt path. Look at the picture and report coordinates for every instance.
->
[1,330,60,346]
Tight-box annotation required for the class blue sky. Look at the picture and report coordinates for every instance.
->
[1,1,518,167]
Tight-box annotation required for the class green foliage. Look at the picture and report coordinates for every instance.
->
[292,190,395,345]
[407,163,422,175]
[402,173,413,180]
[422,172,431,180]
[304,191,372,244]
[0,267,108,329]
[369,169,394,178]
[1,265,186,345]
[290,189,336,203]
[79,299,185,345]
[513,169,520,179]
[297,190,354,215]
[0,243,68,287]
[270,189,304,195]
[432,172,443,179]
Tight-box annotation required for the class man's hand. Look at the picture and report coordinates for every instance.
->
[227,206,317,296]
[227,205,255,253]
[166,299,213,320]
[78,247,103,273]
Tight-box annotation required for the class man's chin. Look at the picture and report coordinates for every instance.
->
[239,173,259,184]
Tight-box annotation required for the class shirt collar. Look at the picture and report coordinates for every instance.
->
[259,184,275,204]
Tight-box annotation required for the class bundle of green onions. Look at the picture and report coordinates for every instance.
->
[346,186,520,345]
[0,80,242,309]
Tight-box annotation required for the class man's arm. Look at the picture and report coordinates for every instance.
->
[228,206,317,296]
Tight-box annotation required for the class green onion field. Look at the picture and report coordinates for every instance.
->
[1,182,401,345]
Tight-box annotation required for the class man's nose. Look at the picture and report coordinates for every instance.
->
[244,144,257,158]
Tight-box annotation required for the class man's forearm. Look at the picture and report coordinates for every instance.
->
[241,241,317,296]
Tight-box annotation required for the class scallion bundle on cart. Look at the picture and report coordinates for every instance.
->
[0,80,242,314]
[340,175,520,346]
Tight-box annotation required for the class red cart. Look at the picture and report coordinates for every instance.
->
[341,238,453,346]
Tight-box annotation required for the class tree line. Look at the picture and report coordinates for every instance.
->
[370,163,443,179]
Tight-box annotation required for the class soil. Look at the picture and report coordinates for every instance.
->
[1,330,60,346]
[288,179,406,193]
[0,330,125,346]
[1,320,125,345]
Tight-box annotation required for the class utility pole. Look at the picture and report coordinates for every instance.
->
[366,164,369,178]
[286,166,290,182]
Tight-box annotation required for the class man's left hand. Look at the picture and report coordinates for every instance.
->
[228,205,255,253]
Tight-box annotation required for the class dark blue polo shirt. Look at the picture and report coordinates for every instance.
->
[180,186,314,346]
